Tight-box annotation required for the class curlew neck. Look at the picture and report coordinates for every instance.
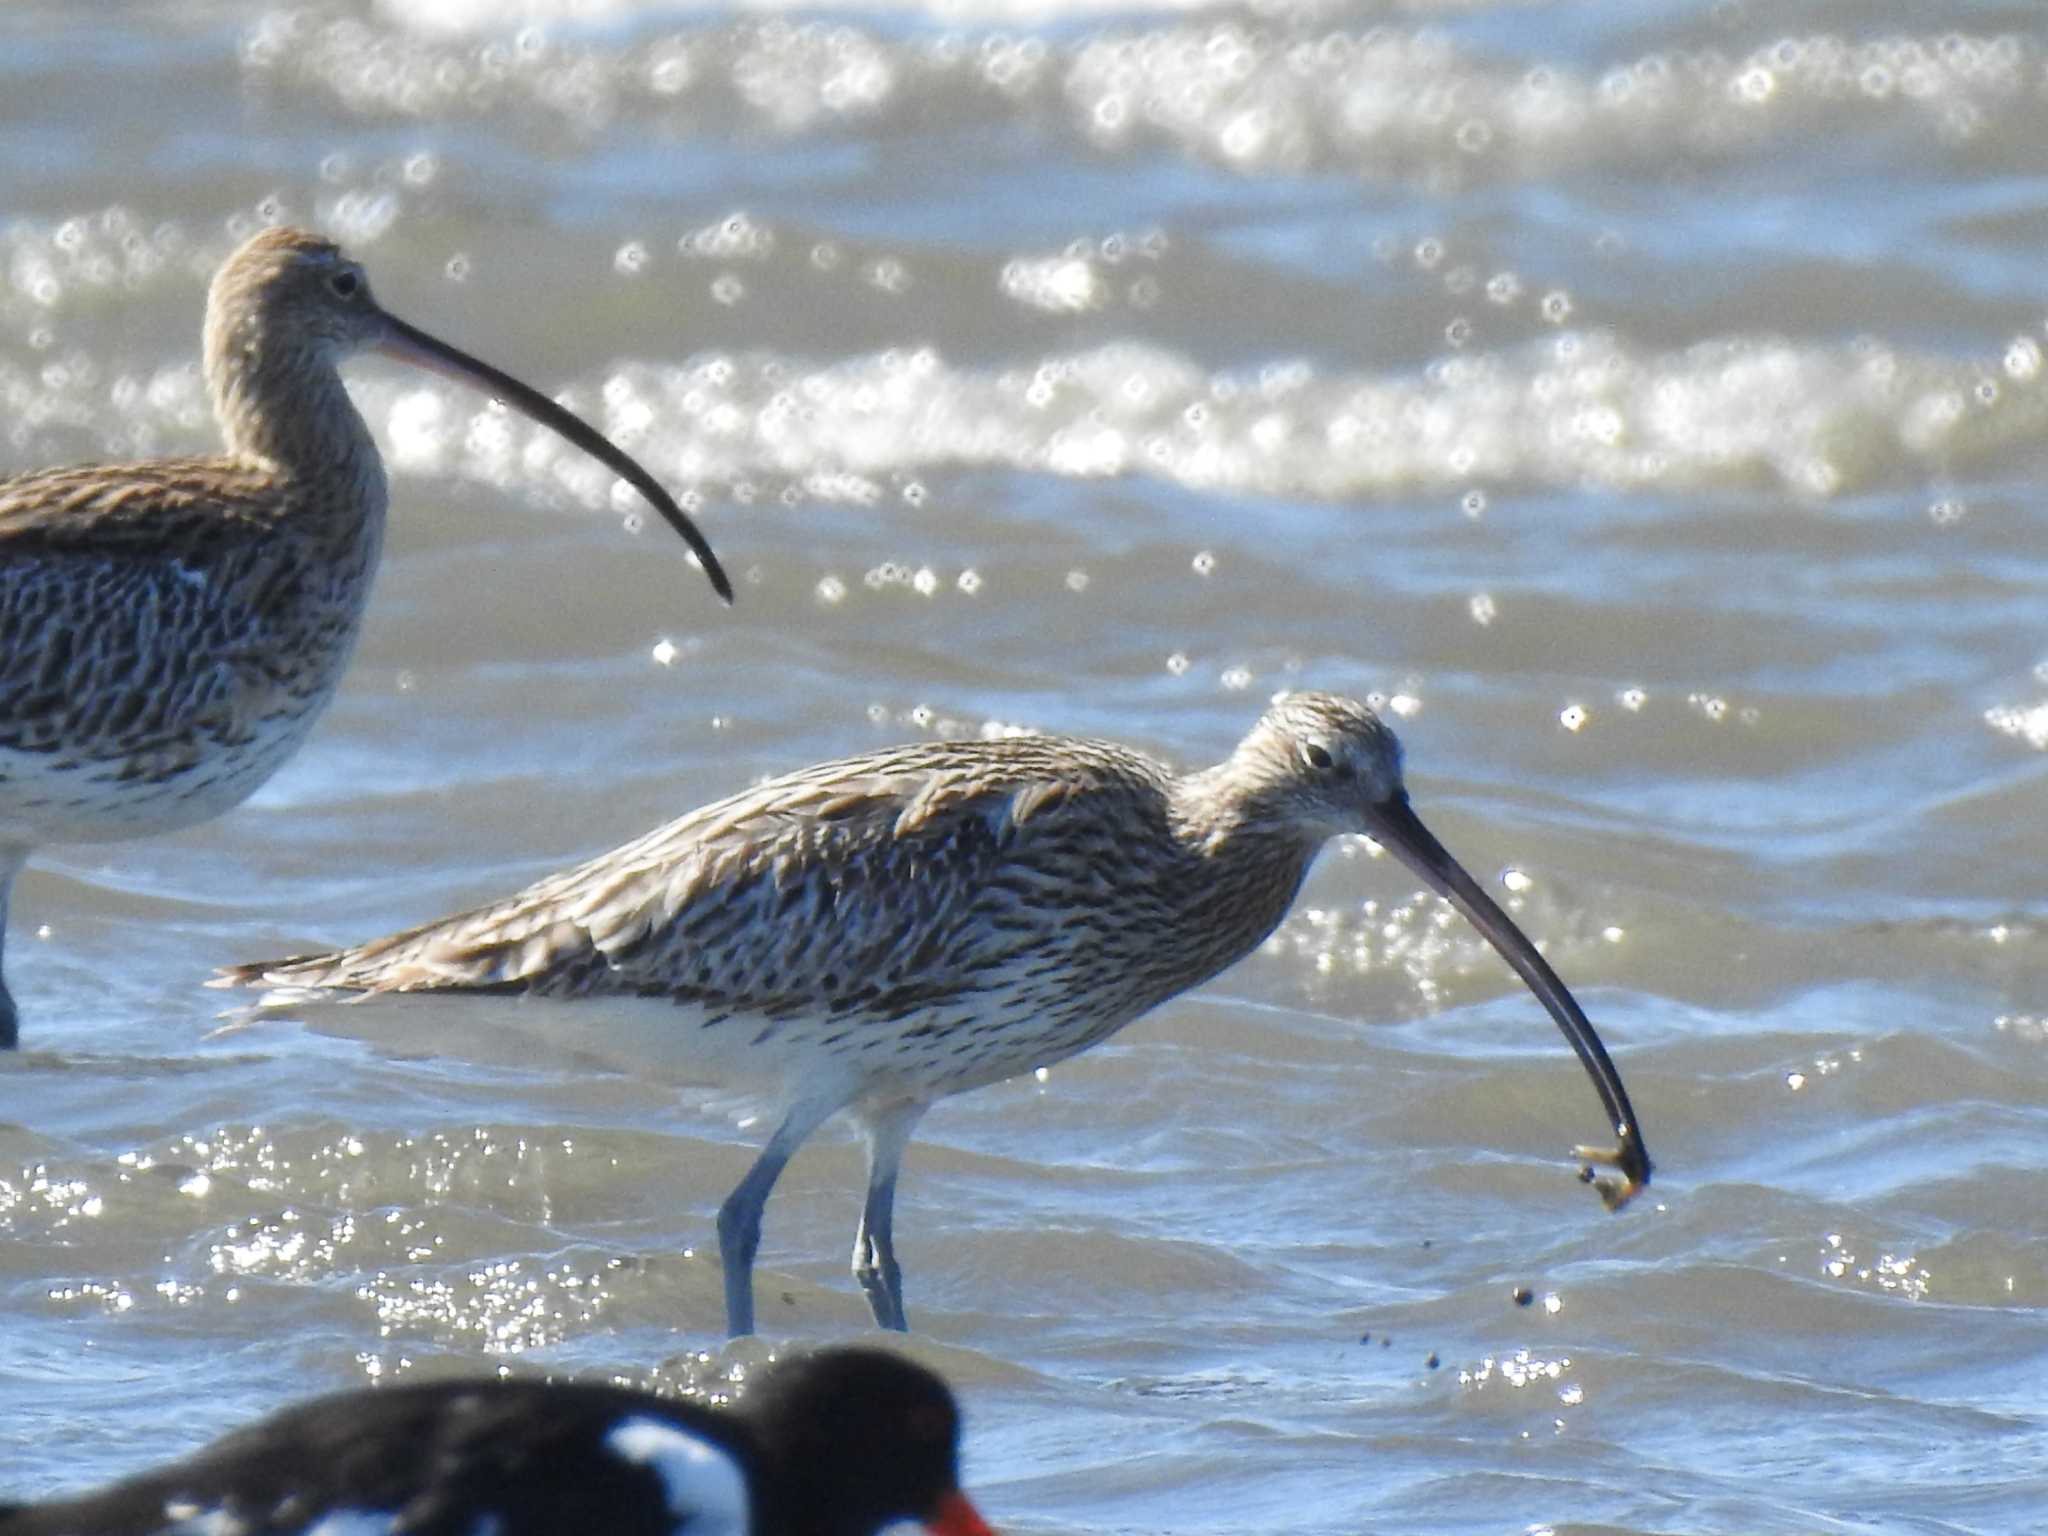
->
[1162,742,1328,981]
[202,265,382,497]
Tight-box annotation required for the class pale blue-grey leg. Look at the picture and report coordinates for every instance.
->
[851,1101,926,1333]
[0,847,27,1050]
[715,1099,835,1338]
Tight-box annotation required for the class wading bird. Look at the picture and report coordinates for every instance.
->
[0,225,730,1045]
[0,1347,993,1536]
[219,691,1652,1336]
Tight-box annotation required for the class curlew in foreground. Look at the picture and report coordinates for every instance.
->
[0,224,731,1046]
[218,691,1653,1337]
[0,1347,995,1536]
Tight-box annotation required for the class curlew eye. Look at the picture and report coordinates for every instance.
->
[1303,742,1334,771]
[327,268,361,300]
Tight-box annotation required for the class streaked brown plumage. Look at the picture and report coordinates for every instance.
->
[218,691,1653,1337]
[0,225,731,1046]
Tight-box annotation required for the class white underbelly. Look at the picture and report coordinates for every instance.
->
[219,981,1094,1118]
[0,710,321,847]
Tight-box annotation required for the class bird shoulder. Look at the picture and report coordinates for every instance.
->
[0,457,292,555]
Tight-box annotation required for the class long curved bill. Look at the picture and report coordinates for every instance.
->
[1361,790,1652,1210]
[374,311,733,605]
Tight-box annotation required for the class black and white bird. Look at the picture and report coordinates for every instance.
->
[0,1347,995,1536]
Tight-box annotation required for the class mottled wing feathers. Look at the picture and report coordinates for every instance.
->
[0,458,288,553]
[0,459,359,822]
[219,735,1173,1015]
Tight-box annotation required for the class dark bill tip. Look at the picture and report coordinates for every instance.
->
[1362,791,1653,1209]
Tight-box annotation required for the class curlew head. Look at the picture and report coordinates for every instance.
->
[1237,689,1653,1209]
[202,225,732,603]
[1228,690,1409,836]
[205,226,390,362]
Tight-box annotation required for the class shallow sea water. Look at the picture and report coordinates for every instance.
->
[2,2,2046,1532]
